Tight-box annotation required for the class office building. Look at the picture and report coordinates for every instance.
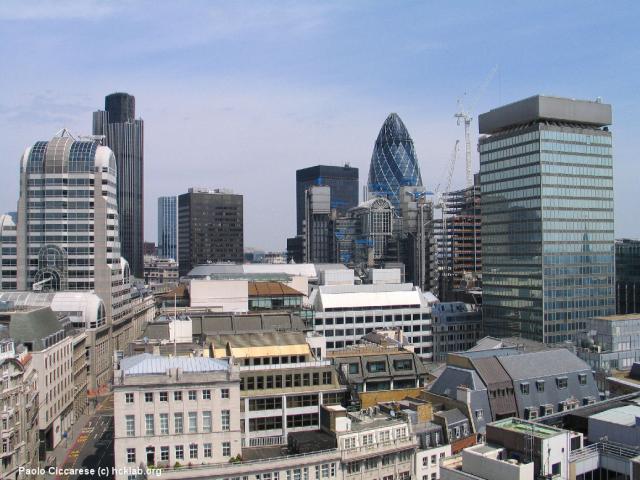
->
[144,257,179,287]
[480,95,615,343]
[310,282,434,358]
[157,196,178,261]
[616,239,640,314]
[431,302,482,362]
[93,92,144,278]
[303,186,335,263]
[113,354,241,476]
[367,113,423,210]
[177,188,243,276]
[296,164,358,236]
[0,214,17,290]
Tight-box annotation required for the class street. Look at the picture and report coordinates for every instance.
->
[52,395,115,480]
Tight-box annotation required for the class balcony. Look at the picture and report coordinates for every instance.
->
[341,437,417,462]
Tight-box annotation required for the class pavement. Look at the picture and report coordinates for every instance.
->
[49,394,115,479]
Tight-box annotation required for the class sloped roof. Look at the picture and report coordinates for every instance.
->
[497,349,591,381]
[120,354,229,376]
[249,282,302,297]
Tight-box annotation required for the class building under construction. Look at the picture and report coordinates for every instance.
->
[438,175,481,300]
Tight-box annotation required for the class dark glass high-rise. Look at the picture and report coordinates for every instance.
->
[93,92,144,278]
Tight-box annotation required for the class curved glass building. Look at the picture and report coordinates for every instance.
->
[367,113,423,210]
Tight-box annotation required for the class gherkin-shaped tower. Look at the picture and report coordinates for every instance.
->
[367,113,423,210]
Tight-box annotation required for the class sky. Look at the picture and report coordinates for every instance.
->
[0,0,638,251]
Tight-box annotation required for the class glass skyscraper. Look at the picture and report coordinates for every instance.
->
[157,196,178,261]
[367,113,423,210]
[93,92,144,278]
[480,95,615,343]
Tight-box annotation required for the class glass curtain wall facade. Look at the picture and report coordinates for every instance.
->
[367,113,423,210]
[93,92,144,278]
[480,96,615,343]
[295,165,358,235]
[616,239,640,314]
[157,196,178,261]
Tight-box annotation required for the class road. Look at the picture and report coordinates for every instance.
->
[54,395,115,479]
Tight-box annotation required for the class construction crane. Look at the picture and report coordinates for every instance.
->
[455,66,498,187]
[434,140,460,204]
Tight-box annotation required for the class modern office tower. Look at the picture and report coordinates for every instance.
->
[93,92,144,278]
[368,113,423,210]
[479,95,615,343]
[15,131,131,321]
[303,186,334,263]
[177,188,243,276]
[295,164,358,236]
[157,196,178,261]
[615,239,640,314]
[0,214,17,290]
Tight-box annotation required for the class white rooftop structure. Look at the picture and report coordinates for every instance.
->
[589,404,640,427]
[310,283,427,311]
[119,353,230,376]
[187,263,348,280]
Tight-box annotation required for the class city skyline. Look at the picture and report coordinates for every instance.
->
[0,1,638,251]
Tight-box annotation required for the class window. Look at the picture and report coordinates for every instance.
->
[159,391,168,402]
[188,412,197,433]
[536,380,545,392]
[189,443,198,459]
[221,388,230,399]
[145,392,153,403]
[175,445,184,460]
[188,390,197,400]
[393,359,413,371]
[204,443,212,458]
[322,372,332,384]
[556,377,568,389]
[126,448,136,463]
[362,433,374,446]
[125,415,135,437]
[202,389,211,400]
[160,446,169,462]
[222,410,230,431]
[474,409,483,420]
[160,413,169,435]
[125,393,134,404]
[520,383,530,395]
[578,373,587,385]
[343,437,356,449]
[174,391,182,401]
[431,454,437,465]
[367,361,386,373]
[203,411,212,433]
[348,363,359,374]
[222,441,231,457]
[174,413,183,434]
[145,414,154,435]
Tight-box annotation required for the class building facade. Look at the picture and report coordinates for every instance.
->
[296,164,359,236]
[431,302,482,362]
[177,188,243,276]
[158,196,178,261]
[113,355,241,477]
[480,95,615,343]
[93,92,145,278]
[615,239,640,314]
[368,113,423,211]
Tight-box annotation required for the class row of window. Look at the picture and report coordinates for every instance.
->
[315,313,430,325]
[127,410,231,436]
[124,388,229,404]
[241,372,332,391]
[126,441,230,464]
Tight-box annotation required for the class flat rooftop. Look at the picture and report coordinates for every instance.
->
[479,95,612,134]
[592,314,640,322]
[490,418,564,439]
[590,404,640,426]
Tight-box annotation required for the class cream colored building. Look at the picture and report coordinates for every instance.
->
[113,354,241,479]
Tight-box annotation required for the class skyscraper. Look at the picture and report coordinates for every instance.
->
[480,95,615,343]
[93,92,144,278]
[15,131,130,323]
[157,196,178,261]
[367,113,423,210]
[295,164,358,236]
[178,188,243,276]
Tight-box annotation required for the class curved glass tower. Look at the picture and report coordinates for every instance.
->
[367,113,423,210]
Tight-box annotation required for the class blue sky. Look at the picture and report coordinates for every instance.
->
[0,1,638,250]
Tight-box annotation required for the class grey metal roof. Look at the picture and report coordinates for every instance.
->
[1,307,66,351]
[436,408,468,425]
[429,366,487,398]
[120,353,229,376]
[497,349,591,381]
